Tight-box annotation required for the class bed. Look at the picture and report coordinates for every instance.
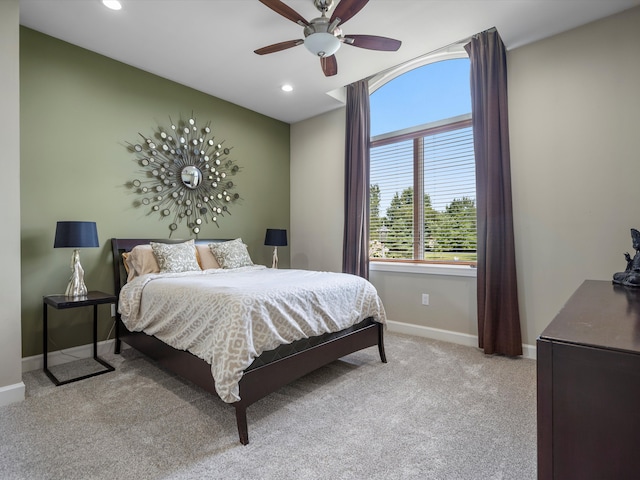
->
[111,237,387,445]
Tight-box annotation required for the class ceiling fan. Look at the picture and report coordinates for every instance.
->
[254,0,402,77]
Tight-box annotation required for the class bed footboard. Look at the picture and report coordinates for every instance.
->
[234,319,384,444]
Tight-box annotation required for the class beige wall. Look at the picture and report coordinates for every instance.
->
[20,29,290,358]
[290,108,345,273]
[0,0,24,404]
[508,6,640,345]
[291,6,640,347]
[371,269,477,335]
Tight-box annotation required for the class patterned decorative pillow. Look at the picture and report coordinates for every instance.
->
[150,240,201,273]
[209,238,253,269]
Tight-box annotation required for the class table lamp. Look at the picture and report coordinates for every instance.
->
[54,221,99,297]
[264,228,287,269]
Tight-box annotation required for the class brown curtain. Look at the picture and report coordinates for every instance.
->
[342,79,371,279]
[465,29,522,356]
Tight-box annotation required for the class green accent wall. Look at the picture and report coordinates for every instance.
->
[20,28,290,358]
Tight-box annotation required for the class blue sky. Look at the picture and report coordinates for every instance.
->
[370,58,471,137]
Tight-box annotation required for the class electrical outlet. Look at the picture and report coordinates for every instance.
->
[111,304,116,317]
[421,293,429,306]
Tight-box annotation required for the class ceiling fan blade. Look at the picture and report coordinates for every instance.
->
[254,39,304,55]
[258,0,309,26]
[320,55,338,77]
[330,0,370,26]
[343,34,402,51]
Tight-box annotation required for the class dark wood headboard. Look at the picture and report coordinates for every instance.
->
[110,238,227,298]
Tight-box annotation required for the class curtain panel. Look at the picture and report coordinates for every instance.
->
[342,79,371,279]
[465,29,523,356]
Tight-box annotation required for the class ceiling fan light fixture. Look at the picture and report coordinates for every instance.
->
[101,0,122,10]
[304,32,341,58]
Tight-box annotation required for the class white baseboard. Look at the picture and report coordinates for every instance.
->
[0,381,25,407]
[522,343,536,360]
[22,338,117,373]
[386,320,536,360]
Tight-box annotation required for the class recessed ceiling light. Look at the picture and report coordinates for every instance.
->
[281,84,293,92]
[102,0,122,10]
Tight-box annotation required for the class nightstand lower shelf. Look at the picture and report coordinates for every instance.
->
[44,357,115,386]
[43,291,116,386]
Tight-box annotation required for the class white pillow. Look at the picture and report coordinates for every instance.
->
[124,244,160,282]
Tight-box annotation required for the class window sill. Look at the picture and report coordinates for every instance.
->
[369,261,477,277]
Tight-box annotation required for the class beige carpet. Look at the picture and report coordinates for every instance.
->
[0,332,536,480]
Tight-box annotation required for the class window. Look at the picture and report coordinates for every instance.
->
[369,57,476,264]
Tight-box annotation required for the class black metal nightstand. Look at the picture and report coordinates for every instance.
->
[43,291,116,386]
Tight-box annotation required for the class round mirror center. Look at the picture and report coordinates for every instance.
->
[181,166,202,189]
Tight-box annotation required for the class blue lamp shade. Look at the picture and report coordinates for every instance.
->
[264,229,287,247]
[54,221,99,249]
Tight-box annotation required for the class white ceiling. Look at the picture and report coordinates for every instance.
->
[19,0,640,124]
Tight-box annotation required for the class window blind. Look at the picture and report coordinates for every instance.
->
[370,117,476,262]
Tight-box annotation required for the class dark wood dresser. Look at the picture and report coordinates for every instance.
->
[537,280,640,479]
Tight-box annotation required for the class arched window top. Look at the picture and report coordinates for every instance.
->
[370,47,471,137]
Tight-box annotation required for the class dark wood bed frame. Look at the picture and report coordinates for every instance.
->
[111,238,387,445]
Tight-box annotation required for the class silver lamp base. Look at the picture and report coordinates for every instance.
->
[65,249,88,297]
[271,246,279,269]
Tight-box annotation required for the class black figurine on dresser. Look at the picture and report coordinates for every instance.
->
[613,228,640,287]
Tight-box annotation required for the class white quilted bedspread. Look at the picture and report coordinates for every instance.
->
[118,266,386,403]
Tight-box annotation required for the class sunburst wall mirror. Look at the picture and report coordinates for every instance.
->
[127,116,241,235]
